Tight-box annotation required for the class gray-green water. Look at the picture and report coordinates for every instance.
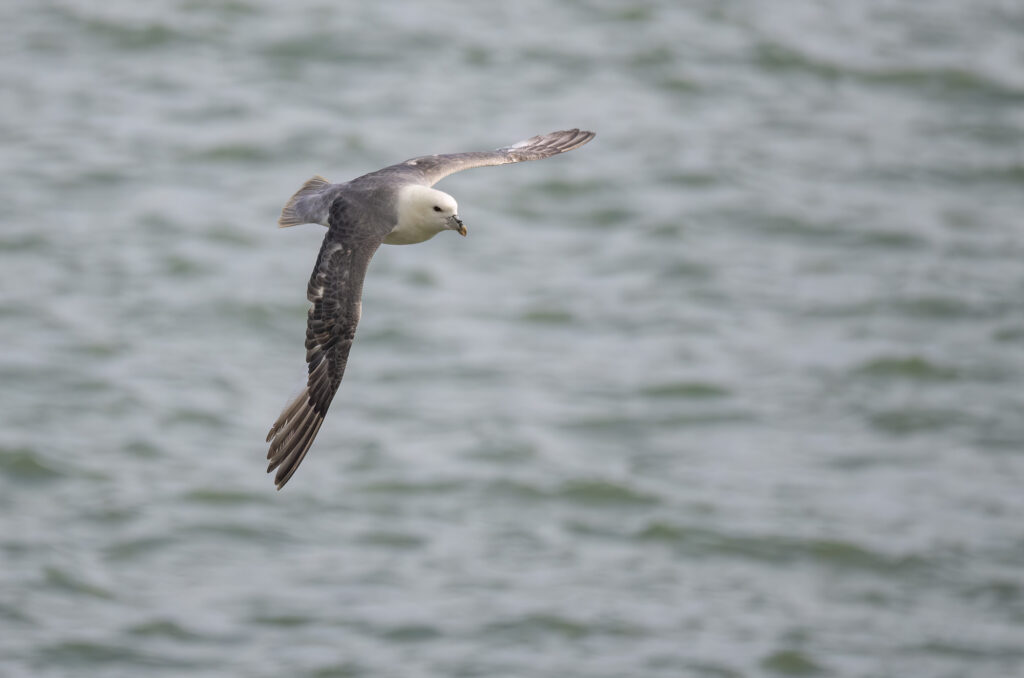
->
[3,1,1024,676]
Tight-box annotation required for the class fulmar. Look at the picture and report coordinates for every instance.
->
[265,129,595,488]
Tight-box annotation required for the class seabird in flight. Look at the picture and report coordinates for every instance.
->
[265,129,596,488]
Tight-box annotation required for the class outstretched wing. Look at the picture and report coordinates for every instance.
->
[266,199,382,489]
[396,128,595,186]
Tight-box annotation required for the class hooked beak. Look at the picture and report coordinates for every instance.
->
[448,214,466,237]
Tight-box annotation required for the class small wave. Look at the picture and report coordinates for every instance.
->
[249,614,316,628]
[36,640,195,669]
[891,296,987,320]
[640,381,731,399]
[635,522,925,573]
[557,479,660,507]
[482,477,659,508]
[80,18,185,51]
[126,618,204,641]
[183,488,268,506]
[104,535,176,562]
[753,41,1024,102]
[869,407,966,435]
[854,356,960,381]
[480,613,641,641]
[761,649,827,676]
[0,446,65,483]
[42,566,114,600]
[358,479,465,495]
[993,326,1024,343]
[262,35,399,65]
[379,624,443,642]
[182,522,288,542]
[356,531,425,549]
[520,307,575,325]
[163,407,230,429]
[0,232,49,252]
[0,601,36,626]
[533,177,613,198]
[963,579,1021,607]
[908,640,1024,660]
[483,478,547,501]
[187,143,274,164]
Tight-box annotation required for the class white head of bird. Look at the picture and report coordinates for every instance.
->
[387,185,465,245]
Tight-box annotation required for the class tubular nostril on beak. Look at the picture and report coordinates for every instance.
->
[448,214,466,236]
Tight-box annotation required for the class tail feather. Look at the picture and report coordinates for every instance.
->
[278,175,330,227]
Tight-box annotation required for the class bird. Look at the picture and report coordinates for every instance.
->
[265,128,596,489]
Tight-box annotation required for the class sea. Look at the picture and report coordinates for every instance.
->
[2,1,1024,676]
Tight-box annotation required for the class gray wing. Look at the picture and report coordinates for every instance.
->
[396,128,595,186]
[266,198,382,489]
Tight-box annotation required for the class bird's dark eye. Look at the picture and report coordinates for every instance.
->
[433,205,442,212]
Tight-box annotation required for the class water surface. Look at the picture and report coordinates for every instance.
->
[3,1,1024,676]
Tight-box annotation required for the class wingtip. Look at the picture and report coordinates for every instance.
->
[265,400,325,490]
[561,128,595,151]
[519,128,595,154]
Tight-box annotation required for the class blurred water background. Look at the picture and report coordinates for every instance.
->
[3,1,1024,676]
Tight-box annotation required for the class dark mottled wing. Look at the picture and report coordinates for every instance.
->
[266,199,382,489]
[397,128,595,186]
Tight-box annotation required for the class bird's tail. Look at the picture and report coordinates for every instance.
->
[278,175,330,227]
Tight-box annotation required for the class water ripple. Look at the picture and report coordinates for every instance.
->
[5,1,1024,676]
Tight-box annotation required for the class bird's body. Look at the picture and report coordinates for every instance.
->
[266,129,595,488]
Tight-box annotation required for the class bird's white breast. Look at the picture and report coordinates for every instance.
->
[383,220,440,245]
